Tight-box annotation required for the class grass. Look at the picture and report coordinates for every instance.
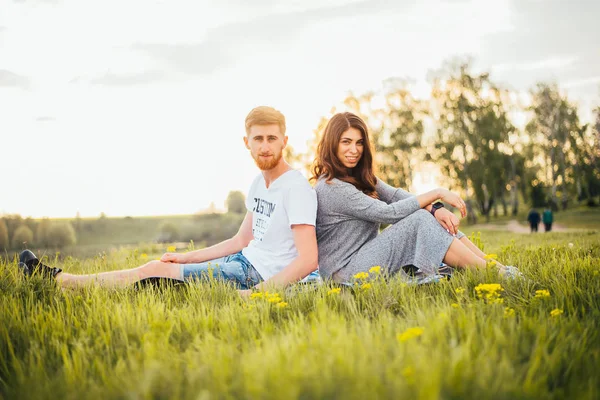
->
[1,228,599,398]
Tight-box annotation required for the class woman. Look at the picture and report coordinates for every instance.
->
[311,112,519,284]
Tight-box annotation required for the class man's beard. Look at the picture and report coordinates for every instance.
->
[253,152,282,170]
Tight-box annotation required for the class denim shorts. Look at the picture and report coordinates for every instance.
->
[180,251,263,290]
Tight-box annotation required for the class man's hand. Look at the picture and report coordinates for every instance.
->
[160,252,183,263]
[238,289,252,299]
[434,208,461,235]
[438,189,467,218]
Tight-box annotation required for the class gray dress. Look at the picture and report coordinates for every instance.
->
[315,177,465,283]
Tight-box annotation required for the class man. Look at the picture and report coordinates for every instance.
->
[527,208,541,233]
[18,106,319,296]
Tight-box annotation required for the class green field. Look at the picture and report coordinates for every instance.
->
[1,213,599,399]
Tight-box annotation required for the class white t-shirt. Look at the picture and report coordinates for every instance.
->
[241,170,317,280]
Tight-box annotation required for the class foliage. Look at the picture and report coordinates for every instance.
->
[157,222,180,243]
[46,222,77,248]
[35,218,52,247]
[0,230,599,399]
[526,83,590,210]
[225,190,246,214]
[429,60,521,222]
[0,220,8,250]
[10,225,33,249]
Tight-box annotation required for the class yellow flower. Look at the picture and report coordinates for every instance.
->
[534,289,550,298]
[327,288,341,295]
[369,266,382,274]
[397,327,424,342]
[455,287,466,294]
[276,302,288,308]
[167,245,176,252]
[402,366,414,379]
[474,283,504,304]
[550,308,563,317]
[504,307,515,317]
[353,272,369,281]
[250,292,264,300]
[360,283,372,291]
[451,303,460,308]
[141,253,148,259]
[484,254,498,260]
[267,295,282,303]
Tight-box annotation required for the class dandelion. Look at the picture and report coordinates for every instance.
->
[550,308,563,317]
[455,287,466,294]
[484,254,498,260]
[141,253,148,260]
[451,303,460,308]
[276,302,288,309]
[369,266,382,274]
[474,283,504,304]
[360,283,372,291]
[250,292,264,300]
[534,289,550,298]
[167,245,176,252]
[353,272,369,281]
[402,366,414,379]
[266,292,283,303]
[504,307,515,317]
[397,327,424,342]
[327,288,341,296]
[568,243,574,248]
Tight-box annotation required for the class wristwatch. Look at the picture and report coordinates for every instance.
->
[430,202,444,217]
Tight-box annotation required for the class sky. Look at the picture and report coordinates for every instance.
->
[1,0,599,218]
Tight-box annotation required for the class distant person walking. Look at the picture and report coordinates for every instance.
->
[543,207,553,232]
[527,209,541,233]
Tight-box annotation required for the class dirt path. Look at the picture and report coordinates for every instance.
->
[469,220,575,234]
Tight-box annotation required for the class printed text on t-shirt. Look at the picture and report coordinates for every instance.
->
[252,198,277,241]
[253,198,276,217]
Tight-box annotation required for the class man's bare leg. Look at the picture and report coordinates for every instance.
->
[56,260,182,289]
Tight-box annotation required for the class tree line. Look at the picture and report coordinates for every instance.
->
[293,60,600,223]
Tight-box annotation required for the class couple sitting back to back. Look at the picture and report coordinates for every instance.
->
[19,106,519,295]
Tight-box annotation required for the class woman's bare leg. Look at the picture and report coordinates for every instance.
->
[443,238,487,270]
[459,236,506,268]
[56,261,182,289]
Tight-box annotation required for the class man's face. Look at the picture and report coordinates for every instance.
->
[244,124,288,171]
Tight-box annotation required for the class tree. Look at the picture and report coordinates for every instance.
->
[225,191,246,214]
[430,61,517,222]
[11,225,33,249]
[158,222,179,243]
[46,222,77,248]
[35,218,52,247]
[526,83,586,210]
[0,219,9,250]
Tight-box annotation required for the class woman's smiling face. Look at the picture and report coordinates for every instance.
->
[336,127,364,169]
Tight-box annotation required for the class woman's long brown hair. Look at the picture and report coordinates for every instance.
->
[311,112,378,198]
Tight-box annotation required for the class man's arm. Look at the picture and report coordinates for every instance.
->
[161,212,254,264]
[246,224,318,292]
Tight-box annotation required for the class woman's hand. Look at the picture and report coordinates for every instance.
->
[160,252,183,263]
[438,189,467,218]
[434,208,461,235]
